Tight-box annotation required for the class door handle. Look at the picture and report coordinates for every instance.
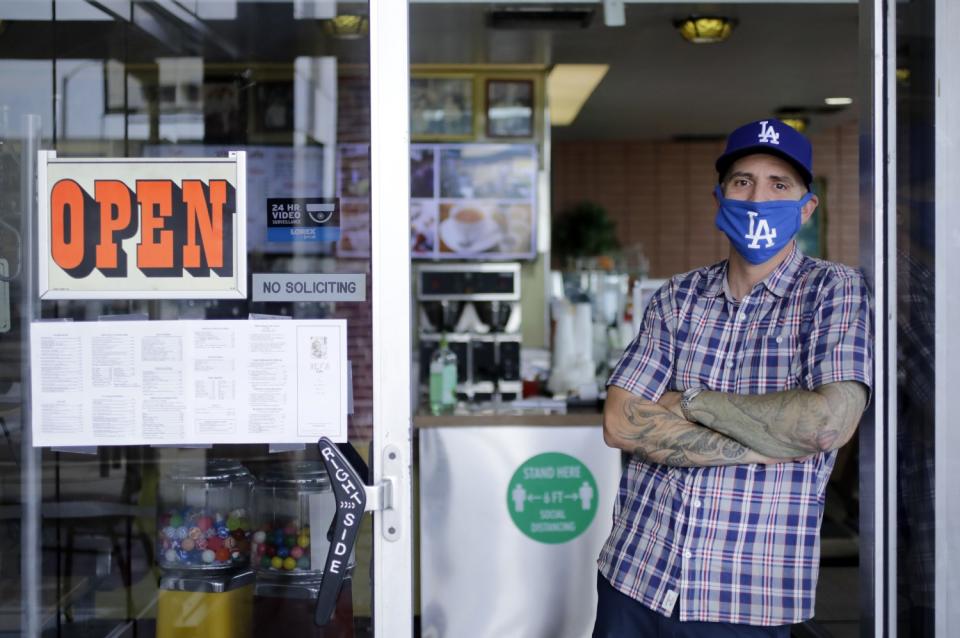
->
[0,218,22,282]
[314,436,401,626]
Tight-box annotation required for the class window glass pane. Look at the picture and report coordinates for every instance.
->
[0,2,375,634]
[895,0,936,634]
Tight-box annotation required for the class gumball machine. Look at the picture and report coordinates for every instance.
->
[156,459,255,638]
[250,461,355,637]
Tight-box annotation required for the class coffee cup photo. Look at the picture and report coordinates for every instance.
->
[451,205,486,242]
[439,202,501,253]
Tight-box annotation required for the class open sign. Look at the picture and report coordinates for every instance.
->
[39,151,247,299]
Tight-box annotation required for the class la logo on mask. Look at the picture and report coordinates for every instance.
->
[757,121,780,145]
[714,185,810,265]
[745,211,778,248]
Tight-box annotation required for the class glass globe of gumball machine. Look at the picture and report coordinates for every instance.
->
[156,459,255,638]
[251,461,355,638]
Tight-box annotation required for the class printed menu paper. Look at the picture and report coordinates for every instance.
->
[30,319,347,447]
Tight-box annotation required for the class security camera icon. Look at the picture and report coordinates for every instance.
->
[306,202,336,224]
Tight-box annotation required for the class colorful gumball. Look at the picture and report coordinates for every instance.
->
[290,546,304,559]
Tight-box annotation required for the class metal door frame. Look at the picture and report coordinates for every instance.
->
[369,1,414,635]
[859,0,896,635]
[934,0,960,634]
[13,2,416,634]
[862,0,960,634]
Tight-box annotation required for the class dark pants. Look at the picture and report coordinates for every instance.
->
[592,572,792,637]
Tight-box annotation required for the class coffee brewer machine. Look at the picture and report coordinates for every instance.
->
[416,263,523,403]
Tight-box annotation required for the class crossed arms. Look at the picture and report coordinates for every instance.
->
[602,381,868,467]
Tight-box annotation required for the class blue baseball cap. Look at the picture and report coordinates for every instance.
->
[715,118,813,187]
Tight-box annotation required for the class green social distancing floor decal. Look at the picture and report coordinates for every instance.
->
[507,452,598,544]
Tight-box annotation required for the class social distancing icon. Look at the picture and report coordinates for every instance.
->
[506,452,599,544]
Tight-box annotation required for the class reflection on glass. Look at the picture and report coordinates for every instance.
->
[896,0,936,634]
[0,2,374,635]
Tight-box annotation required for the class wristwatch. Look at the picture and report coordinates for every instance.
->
[680,387,705,422]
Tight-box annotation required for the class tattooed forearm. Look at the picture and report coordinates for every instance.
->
[621,399,751,465]
[603,387,778,467]
[688,381,868,457]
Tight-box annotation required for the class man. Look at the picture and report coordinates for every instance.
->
[593,118,873,637]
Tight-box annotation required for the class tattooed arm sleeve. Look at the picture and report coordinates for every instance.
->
[685,381,868,458]
[684,271,873,458]
[603,386,791,467]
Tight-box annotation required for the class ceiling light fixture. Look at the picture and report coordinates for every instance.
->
[674,16,737,44]
[824,96,853,106]
[547,64,609,126]
[779,117,809,133]
[324,14,368,39]
[603,0,625,27]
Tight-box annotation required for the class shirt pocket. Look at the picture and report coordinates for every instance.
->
[739,331,801,392]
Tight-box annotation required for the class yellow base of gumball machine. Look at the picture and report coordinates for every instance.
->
[157,571,253,638]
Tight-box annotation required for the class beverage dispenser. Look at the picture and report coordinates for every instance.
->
[156,459,255,638]
[416,263,523,402]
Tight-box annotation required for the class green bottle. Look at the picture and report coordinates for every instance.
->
[429,335,458,415]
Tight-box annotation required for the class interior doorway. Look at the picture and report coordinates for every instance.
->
[410,3,862,636]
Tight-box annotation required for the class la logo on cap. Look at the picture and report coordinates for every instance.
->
[757,120,780,145]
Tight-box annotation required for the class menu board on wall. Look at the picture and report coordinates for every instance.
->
[335,143,538,261]
[30,319,348,447]
[335,144,372,258]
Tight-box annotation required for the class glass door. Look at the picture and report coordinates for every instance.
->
[0,1,412,635]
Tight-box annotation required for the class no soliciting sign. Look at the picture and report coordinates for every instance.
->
[252,274,366,302]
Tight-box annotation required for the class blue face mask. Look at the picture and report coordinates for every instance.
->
[714,186,813,265]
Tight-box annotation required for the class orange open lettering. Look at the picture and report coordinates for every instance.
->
[182,179,225,269]
[50,179,87,271]
[48,177,232,278]
[95,180,133,270]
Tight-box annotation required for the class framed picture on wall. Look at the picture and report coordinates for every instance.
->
[411,76,474,140]
[485,79,534,138]
[797,177,827,258]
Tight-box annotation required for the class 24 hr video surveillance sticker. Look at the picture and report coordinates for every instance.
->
[507,452,598,544]
[267,197,340,243]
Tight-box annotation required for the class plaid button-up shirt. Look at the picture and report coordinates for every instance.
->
[600,245,873,626]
